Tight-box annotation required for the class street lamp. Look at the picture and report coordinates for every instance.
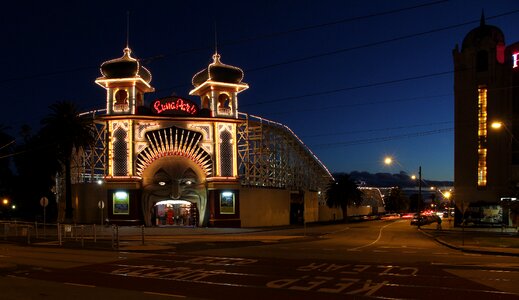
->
[383,156,423,227]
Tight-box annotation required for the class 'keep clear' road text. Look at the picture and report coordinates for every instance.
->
[266,262,418,297]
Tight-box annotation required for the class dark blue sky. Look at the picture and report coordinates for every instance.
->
[2,0,519,181]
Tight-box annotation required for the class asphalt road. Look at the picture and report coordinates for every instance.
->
[1,219,519,299]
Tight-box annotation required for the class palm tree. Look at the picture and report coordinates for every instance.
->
[41,101,95,221]
[326,173,362,222]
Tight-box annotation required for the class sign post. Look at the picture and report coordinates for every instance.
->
[40,197,49,237]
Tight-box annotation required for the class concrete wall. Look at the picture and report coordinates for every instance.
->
[239,188,290,227]
[318,204,343,222]
[304,191,319,223]
[72,183,107,224]
[348,206,372,217]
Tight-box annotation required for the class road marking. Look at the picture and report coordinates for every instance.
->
[64,283,96,288]
[348,222,395,251]
[144,291,186,298]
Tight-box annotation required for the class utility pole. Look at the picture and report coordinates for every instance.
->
[418,166,422,229]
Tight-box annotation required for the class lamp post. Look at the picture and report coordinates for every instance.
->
[384,156,423,228]
[491,120,517,228]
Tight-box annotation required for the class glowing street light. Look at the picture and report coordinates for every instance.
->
[491,121,503,129]
[2,198,9,206]
[382,156,423,227]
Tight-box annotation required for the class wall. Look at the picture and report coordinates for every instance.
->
[240,187,290,227]
[318,204,343,222]
[304,191,319,223]
[72,183,107,224]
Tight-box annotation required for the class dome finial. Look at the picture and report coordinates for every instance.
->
[214,21,218,56]
[126,11,131,49]
[480,9,485,27]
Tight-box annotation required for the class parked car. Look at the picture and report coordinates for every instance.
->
[410,214,439,226]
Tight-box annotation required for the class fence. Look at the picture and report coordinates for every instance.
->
[0,221,145,250]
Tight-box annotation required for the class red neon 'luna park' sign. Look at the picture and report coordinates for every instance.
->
[151,97,199,116]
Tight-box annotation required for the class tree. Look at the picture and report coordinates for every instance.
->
[326,173,362,222]
[0,124,14,207]
[13,125,60,221]
[384,187,409,212]
[40,101,95,221]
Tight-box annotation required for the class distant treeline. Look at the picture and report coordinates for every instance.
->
[338,171,453,188]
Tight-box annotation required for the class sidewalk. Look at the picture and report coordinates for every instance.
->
[419,217,519,257]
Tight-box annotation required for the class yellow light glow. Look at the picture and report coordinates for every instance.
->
[444,191,451,199]
[2,198,8,205]
[491,121,503,129]
[411,175,417,180]
[384,157,392,165]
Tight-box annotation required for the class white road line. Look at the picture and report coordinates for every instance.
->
[64,283,96,288]
[348,222,395,251]
[144,291,187,298]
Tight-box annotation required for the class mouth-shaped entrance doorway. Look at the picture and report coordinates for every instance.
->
[153,200,198,227]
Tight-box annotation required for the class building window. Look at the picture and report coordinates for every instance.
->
[478,87,488,187]
[113,127,128,176]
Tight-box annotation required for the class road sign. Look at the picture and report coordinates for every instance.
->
[98,201,105,209]
[40,197,49,207]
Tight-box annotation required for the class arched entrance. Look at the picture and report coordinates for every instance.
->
[153,200,198,226]
[136,126,213,227]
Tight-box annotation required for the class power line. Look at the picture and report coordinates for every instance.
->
[246,8,519,72]
[222,0,449,47]
[301,121,453,139]
[242,70,452,107]
[263,93,452,116]
[311,128,453,148]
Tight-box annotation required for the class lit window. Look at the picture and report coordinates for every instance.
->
[477,87,488,187]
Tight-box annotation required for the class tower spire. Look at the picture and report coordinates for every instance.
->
[214,21,218,56]
[126,11,130,48]
[480,9,485,27]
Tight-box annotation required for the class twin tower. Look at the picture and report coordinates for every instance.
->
[95,47,248,119]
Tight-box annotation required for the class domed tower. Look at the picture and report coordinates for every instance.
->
[453,12,511,223]
[189,53,248,118]
[96,47,154,115]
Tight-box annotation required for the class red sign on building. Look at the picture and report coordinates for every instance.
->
[151,97,199,116]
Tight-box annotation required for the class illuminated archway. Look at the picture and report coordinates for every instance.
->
[135,126,212,177]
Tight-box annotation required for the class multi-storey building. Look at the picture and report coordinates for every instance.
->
[453,14,519,226]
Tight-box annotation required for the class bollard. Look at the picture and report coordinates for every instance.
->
[112,225,119,250]
[141,225,145,245]
[27,226,31,244]
[35,221,38,239]
[93,224,97,243]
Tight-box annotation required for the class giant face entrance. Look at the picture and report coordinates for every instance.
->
[153,200,198,227]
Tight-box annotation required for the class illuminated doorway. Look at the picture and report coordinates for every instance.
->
[153,200,198,227]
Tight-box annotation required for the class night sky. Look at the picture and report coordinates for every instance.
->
[2,0,519,181]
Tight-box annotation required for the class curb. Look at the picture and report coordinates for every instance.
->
[419,229,519,257]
